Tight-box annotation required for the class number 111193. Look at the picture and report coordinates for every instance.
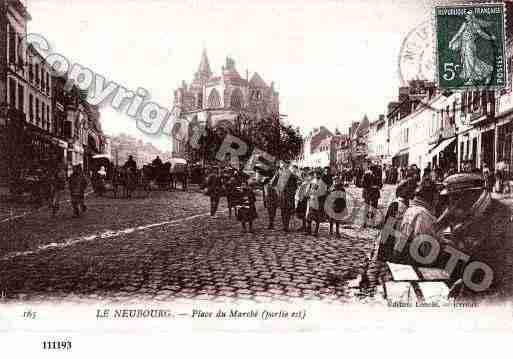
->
[42,340,72,350]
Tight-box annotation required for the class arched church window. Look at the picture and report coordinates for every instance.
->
[231,89,243,109]
[208,88,221,108]
[197,93,203,108]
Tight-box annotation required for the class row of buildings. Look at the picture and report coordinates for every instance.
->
[298,65,513,176]
[295,118,370,172]
[0,0,107,192]
[368,65,512,174]
[109,133,173,167]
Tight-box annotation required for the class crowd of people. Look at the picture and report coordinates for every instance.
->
[20,154,205,218]
[7,152,512,295]
[202,158,511,296]
[373,163,512,295]
[203,163,356,236]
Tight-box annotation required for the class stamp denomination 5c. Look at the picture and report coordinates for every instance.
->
[435,3,507,90]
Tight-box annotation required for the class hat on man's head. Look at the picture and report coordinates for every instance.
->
[396,178,416,199]
[414,177,437,200]
[440,173,484,196]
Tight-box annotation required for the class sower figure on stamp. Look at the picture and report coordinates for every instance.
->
[448,10,495,85]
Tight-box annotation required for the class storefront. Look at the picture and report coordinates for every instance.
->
[429,136,457,172]
[496,117,513,171]
[392,149,409,168]
[480,127,496,170]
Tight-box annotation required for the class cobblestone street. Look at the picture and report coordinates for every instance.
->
[0,185,397,303]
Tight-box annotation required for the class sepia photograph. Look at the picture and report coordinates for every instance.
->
[1,0,513,355]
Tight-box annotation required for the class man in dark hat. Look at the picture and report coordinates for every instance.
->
[396,177,438,263]
[205,166,222,218]
[271,161,298,232]
[124,155,137,172]
[433,173,512,295]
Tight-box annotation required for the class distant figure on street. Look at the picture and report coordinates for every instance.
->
[322,166,333,189]
[225,172,240,218]
[361,163,382,228]
[152,156,163,169]
[69,164,88,218]
[124,155,137,173]
[94,165,107,197]
[496,157,507,193]
[205,167,222,218]
[236,179,258,233]
[48,164,67,216]
[423,163,432,180]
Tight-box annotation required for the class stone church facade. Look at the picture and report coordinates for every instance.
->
[170,50,280,158]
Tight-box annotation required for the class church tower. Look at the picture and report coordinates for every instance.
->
[190,49,212,109]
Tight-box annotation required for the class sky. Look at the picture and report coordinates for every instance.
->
[25,0,437,151]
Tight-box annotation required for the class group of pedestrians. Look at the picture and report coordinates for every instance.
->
[203,163,351,236]
[32,163,89,218]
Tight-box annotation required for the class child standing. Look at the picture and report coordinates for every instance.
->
[328,177,347,237]
[236,179,258,233]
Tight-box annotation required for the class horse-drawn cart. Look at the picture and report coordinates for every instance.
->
[169,158,188,190]
[91,154,149,199]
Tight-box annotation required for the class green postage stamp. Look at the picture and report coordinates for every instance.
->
[435,3,507,90]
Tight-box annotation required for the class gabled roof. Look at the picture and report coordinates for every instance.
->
[249,72,267,88]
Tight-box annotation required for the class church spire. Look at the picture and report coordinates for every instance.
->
[198,48,212,78]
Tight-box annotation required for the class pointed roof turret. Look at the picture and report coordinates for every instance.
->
[198,48,212,78]
[249,72,267,88]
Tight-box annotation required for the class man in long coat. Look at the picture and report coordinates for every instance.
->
[271,162,298,232]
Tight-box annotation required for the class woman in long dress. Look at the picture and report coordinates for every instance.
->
[449,11,496,85]
[306,170,329,236]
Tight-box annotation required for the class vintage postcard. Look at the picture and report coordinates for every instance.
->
[1,0,513,355]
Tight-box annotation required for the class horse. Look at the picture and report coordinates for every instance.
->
[159,162,171,190]
[112,167,137,199]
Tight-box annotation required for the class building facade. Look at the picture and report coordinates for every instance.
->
[368,115,389,162]
[171,50,280,159]
[296,126,333,168]
[0,1,105,190]
[371,78,501,175]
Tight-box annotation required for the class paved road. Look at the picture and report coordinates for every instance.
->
[0,185,394,303]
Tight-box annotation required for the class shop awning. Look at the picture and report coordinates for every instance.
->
[429,137,456,158]
[92,153,111,160]
[392,148,409,158]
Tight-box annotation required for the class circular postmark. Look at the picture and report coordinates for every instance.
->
[398,20,436,86]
